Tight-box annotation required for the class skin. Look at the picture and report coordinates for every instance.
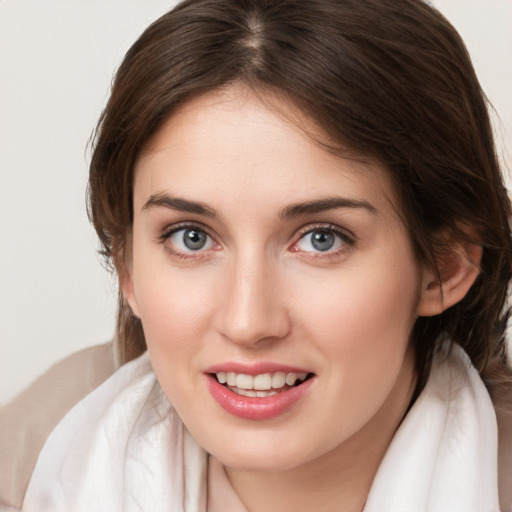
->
[123,86,479,512]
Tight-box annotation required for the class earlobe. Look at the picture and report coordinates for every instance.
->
[121,270,141,318]
[117,233,140,318]
[417,235,482,317]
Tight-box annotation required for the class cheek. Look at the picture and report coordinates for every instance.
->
[295,250,420,381]
[305,263,417,328]
[292,261,419,436]
[132,234,212,323]
[133,271,214,415]
[135,279,215,359]
[130,244,218,381]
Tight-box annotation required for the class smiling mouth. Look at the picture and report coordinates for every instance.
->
[211,371,314,398]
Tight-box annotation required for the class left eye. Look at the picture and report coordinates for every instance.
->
[295,229,346,253]
[168,228,214,252]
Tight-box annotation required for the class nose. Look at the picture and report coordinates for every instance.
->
[215,251,291,347]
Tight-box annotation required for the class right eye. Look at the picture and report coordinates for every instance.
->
[167,227,215,253]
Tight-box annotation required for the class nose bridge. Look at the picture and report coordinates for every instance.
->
[218,245,289,346]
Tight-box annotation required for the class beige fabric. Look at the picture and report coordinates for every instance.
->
[1,342,511,511]
[0,342,116,511]
[495,393,512,512]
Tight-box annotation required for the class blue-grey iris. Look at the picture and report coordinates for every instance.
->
[311,231,335,251]
[183,229,207,250]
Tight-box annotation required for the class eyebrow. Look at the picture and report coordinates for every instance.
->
[279,197,378,220]
[142,193,217,217]
[142,193,377,220]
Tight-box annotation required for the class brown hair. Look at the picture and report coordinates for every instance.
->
[88,0,512,390]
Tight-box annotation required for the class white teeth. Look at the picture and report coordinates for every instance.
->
[237,388,257,397]
[271,372,286,388]
[231,388,279,398]
[285,372,308,385]
[285,373,296,386]
[216,371,309,391]
[236,374,254,389]
[253,373,272,390]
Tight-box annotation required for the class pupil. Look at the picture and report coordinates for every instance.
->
[183,229,206,250]
[311,231,335,251]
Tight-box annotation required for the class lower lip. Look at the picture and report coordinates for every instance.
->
[206,375,315,420]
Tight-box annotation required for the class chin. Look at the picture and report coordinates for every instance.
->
[204,431,323,473]
[216,451,303,473]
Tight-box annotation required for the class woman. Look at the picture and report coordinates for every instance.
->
[21,0,512,510]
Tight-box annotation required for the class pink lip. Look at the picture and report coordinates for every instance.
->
[205,372,315,421]
[204,362,310,375]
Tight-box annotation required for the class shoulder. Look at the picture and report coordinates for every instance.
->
[21,353,203,511]
[0,342,116,511]
[490,380,512,512]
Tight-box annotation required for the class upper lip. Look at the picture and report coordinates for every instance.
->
[204,362,312,375]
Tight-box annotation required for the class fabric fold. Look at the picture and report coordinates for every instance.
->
[22,353,207,512]
[364,344,499,512]
[22,345,499,512]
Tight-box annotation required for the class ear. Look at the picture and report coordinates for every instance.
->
[116,235,141,318]
[417,227,482,317]
[120,268,141,318]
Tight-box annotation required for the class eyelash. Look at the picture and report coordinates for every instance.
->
[158,222,356,261]
[291,223,356,260]
[158,222,219,261]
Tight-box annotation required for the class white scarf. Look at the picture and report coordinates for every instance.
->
[22,345,499,512]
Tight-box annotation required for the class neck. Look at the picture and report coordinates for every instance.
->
[225,445,377,512]
[221,351,417,512]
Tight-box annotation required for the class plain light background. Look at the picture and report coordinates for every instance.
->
[1,0,511,405]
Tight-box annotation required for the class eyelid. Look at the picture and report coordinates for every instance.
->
[289,222,357,258]
[157,221,355,260]
[293,223,356,244]
[159,221,216,243]
[157,221,222,261]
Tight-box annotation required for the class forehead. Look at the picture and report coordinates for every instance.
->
[134,86,399,217]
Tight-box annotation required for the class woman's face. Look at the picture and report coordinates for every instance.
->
[125,87,426,472]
